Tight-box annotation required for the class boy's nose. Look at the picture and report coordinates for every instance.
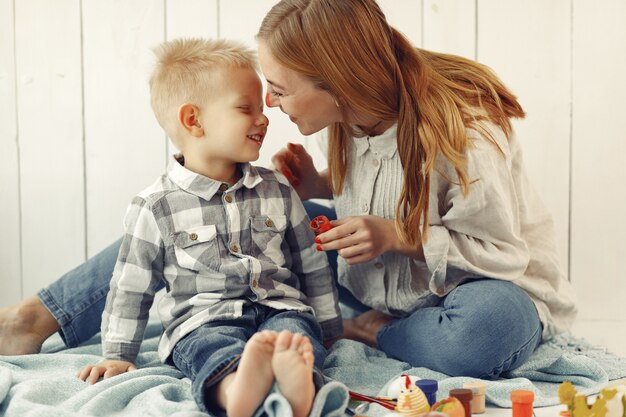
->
[257,112,269,127]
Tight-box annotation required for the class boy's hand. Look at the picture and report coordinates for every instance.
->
[77,359,137,384]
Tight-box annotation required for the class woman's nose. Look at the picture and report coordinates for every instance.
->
[265,92,278,108]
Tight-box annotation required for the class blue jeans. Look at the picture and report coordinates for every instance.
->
[170,305,325,413]
[38,201,541,378]
[377,279,542,379]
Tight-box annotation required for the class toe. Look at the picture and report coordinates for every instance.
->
[275,330,292,351]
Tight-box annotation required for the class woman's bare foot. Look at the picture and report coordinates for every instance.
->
[224,330,277,417]
[272,331,315,417]
[0,295,59,355]
[342,309,393,347]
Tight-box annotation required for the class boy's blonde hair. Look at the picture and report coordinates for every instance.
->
[149,38,257,141]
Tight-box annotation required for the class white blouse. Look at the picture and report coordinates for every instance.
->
[319,122,577,340]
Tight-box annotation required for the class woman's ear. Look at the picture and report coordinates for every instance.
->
[178,103,204,137]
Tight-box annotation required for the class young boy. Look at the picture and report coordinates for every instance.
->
[77,38,342,417]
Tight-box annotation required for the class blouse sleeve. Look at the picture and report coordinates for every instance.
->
[421,127,530,296]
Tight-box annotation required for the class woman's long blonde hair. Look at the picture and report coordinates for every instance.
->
[257,0,525,247]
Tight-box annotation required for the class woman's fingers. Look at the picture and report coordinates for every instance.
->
[271,145,304,186]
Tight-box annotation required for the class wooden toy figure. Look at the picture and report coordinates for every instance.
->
[557,381,626,417]
[395,375,430,417]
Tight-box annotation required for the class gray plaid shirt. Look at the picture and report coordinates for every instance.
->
[102,155,342,363]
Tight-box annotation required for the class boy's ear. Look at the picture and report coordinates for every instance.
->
[179,103,204,137]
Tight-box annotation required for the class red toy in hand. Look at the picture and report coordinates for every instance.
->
[310,215,333,235]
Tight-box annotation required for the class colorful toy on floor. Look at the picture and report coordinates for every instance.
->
[463,381,487,414]
[449,389,473,417]
[348,390,396,410]
[431,396,466,417]
[558,380,626,417]
[511,390,534,417]
[416,379,439,407]
[387,375,421,399]
[395,375,431,417]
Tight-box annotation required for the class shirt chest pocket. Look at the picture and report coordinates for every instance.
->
[172,224,220,271]
[250,215,287,264]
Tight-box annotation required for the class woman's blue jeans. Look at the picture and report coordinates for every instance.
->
[38,201,541,378]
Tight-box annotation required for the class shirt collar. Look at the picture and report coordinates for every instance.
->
[167,154,263,200]
[353,123,399,158]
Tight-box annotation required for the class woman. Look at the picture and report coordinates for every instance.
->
[0,0,576,379]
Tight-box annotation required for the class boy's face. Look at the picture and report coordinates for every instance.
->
[196,67,268,165]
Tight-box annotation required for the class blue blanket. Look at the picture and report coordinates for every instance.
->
[1,319,625,417]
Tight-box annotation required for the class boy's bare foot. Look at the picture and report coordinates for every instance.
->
[342,309,393,347]
[0,296,59,355]
[272,331,315,417]
[225,330,277,417]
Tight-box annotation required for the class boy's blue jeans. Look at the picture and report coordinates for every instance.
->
[170,305,325,413]
[38,201,542,379]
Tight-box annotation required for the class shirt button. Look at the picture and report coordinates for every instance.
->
[362,202,369,213]
[189,232,198,241]
[219,183,228,192]
[265,219,274,228]
[373,159,380,167]
[252,280,258,288]
[436,287,445,295]
[374,262,384,269]
[231,244,239,252]
[224,195,233,203]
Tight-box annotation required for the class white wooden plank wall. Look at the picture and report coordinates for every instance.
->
[1,0,624,355]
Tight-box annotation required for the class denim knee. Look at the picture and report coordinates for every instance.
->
[378,279,543,378]
[258,310,327,369]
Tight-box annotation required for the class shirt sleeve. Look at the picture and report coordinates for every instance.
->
[285,186,343,340]
[101,196,165,363]
[422,128,530,297]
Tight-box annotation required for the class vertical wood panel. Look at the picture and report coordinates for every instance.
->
[379,0,423,47]
[220,0,304,169]
[423,0,475,59]
[477,0,572,276]
[166,0,218,40]
[0,0,22,304]
[83,0,166,257]
[571,0,626,331]
[15,0,85,295]
[165,0,219,158]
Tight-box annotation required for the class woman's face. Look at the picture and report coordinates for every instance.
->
[258,42,342,136]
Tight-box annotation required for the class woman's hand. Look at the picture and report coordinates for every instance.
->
[317,215,425,264]
[77,359,137,384]
[271,142,332,200]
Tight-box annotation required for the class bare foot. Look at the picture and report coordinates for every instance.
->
[224,330,277,417]
[342,309,393,347]
[0,296,59,355]
[272,331,315,417]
